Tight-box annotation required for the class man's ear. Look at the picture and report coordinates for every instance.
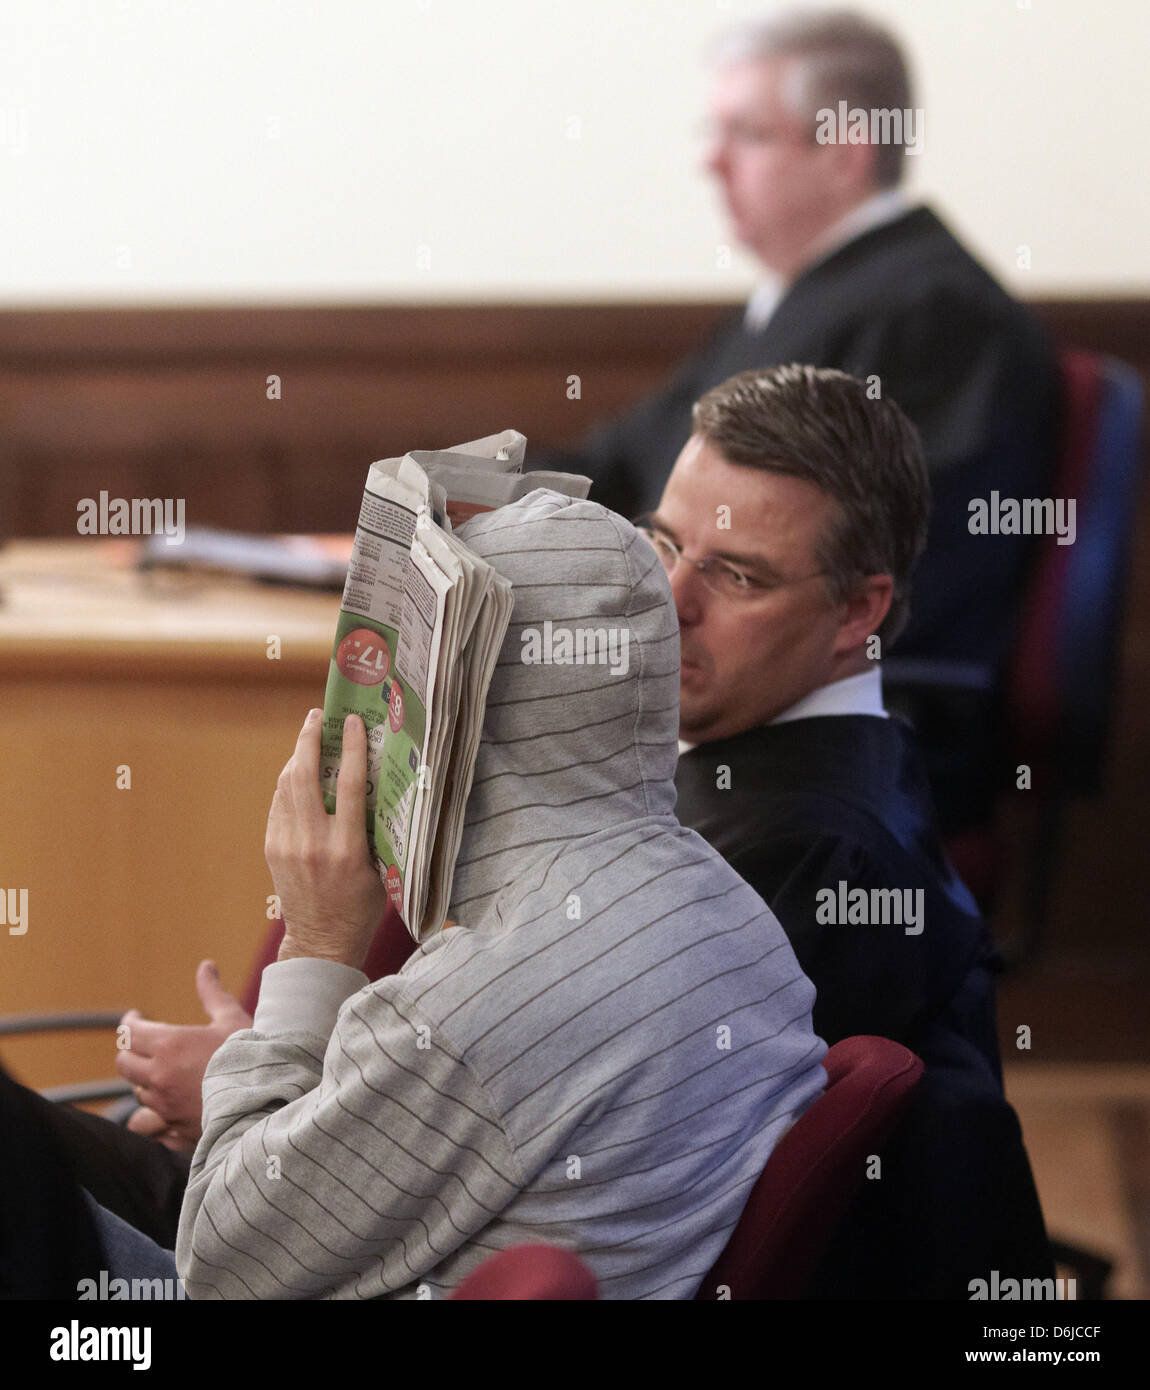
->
[826,136,880,198]
[832,574,893,657]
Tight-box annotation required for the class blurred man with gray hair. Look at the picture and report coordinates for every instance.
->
[541,7,1060,836]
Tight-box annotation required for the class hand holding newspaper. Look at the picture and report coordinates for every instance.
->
[319,432,590,941]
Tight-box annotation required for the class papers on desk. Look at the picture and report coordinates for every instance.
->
[137,528,350,590]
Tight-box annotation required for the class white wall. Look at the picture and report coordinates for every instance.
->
[1,0,1146,306]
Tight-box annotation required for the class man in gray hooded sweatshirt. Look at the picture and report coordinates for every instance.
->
[175,490,826,1300]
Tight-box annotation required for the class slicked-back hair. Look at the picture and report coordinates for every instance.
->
[708,8,914,187]
[691,364,929,646]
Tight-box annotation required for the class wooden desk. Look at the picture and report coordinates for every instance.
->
[0,539,345,1090]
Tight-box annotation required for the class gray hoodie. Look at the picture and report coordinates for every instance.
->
[176,491,826,1300]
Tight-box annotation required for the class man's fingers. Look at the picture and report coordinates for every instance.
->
[156,1130,198,1155]
[294,706,324,752]
[115,1049,151,1087]
[117,1010,161,1058]
[194,959,240,1023]
[287,708,327,816]
[334,713,370,839]
[126,1106,167,1139]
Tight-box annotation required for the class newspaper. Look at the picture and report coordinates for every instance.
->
[319,432,590,941]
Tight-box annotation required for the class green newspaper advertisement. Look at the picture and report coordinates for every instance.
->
[317,433,582,939]
[319,463,446,928]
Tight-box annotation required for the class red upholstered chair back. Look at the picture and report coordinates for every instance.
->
[450,1244,598,1300]
[1003,349,1144,798]
[946,349,1144,913]
[694,1035,924,1301]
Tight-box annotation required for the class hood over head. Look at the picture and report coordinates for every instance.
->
[449,489,680,926]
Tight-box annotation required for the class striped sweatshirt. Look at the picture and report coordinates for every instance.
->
[176,490,827,1300]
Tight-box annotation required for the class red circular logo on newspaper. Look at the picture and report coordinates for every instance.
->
[336,628,390,686]
[385,865,403,911]
[388,681,405,732]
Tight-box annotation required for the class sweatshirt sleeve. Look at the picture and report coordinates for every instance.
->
[175,957,526,1300]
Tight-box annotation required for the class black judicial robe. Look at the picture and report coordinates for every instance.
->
[675,714,1053,1296]
[676,713,992,1055]
[545,205,1059,678]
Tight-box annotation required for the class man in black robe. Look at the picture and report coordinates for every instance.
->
[652,363,1051,1296]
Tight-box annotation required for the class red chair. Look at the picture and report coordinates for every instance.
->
[896,350,1142,1300]
[450,1244,598,1301]
[695,1035,923,1301]
[445,1037,921,1300]
[946,349,1144,961]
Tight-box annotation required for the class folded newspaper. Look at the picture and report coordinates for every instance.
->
[319,431,590,941]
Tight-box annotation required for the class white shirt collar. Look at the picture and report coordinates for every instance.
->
[769,665,887,726]
[743,189,915,333]
[677,665,886,755]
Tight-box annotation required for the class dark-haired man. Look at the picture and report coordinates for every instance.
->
[652,363,1050,1296]
[652,365,980,1052]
